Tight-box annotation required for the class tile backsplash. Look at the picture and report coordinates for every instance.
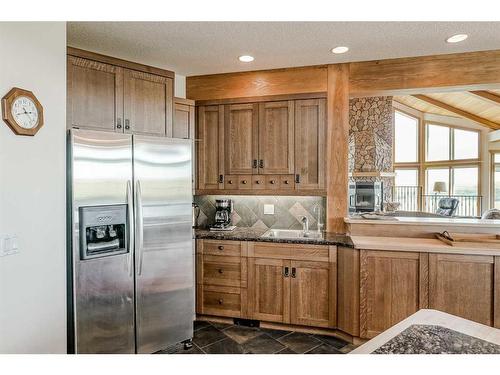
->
[194,195,326,230]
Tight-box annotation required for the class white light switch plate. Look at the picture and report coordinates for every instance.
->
[0,234,19,257]
[263,204,275,215]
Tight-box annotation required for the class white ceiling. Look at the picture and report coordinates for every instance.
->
[67,22,500,76]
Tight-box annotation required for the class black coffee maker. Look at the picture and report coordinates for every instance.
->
[210,199,235,231]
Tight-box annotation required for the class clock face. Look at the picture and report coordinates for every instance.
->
[11,96,39,129]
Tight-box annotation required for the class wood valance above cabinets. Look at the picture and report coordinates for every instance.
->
[196,95,326,196]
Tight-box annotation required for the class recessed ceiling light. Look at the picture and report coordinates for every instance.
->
[446,34,468,43]
[331,46,349,54]
[238,55,254,62]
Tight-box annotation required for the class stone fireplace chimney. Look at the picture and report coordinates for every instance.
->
[348,96,394,202]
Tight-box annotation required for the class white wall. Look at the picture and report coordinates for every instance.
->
[0,22,67,353]
[174,74,186,98]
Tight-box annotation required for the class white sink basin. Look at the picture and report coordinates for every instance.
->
[261,229,323,240]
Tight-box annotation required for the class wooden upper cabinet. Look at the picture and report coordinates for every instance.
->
[248,257,290,323]
[224,104,259,175]
[290,259,335,328]
[197,105,224,190]
[173,98,195,139]
[123,69,173,136]
[429,253,495,327]
[359,250,428,339]
[258,101,294,175]
[67,56,122,132]
[294,99,326,189]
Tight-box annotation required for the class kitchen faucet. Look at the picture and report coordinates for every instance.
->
[300,216,309,237]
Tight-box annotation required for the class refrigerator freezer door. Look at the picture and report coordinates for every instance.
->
[133,135,194,354]
[69,129,135,354]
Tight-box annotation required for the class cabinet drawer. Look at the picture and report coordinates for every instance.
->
[280,175,295,190]
[249,242,331,262]
[252,175,266,190]
[265,175,280,189]
[201,240,242,256]
[224,175,238,189]
[203,286,241,317]
[203,258,241,287]
[237,175,252,190]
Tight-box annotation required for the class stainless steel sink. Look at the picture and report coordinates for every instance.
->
[261,229,323,240]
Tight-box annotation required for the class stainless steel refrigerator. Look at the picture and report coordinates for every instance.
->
[67,129,194,354]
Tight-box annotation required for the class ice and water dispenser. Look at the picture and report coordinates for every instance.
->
[79,205,128,260]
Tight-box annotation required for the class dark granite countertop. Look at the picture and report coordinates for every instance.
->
[373,325,500,354]
[194,227,353,247]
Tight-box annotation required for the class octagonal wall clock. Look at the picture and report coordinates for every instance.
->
[2,87,44,136]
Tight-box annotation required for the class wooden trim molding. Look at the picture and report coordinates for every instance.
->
[174,97,195,106]
[187,65,328,100]
[326,64,350,233]
[469,90,500,105]
[67,47,175,78]
[195,92,327,106]
[349,49,500,97]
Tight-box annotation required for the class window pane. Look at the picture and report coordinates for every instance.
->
[426,124,450,161]
[495,165,500,209]
[453,167,478,195]
[454,129,478,160]
[495,153,500,163]
[394,111,418,163]
[395,169,418,186]
[426,168,449,194]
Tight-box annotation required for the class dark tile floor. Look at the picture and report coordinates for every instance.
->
[158,320,357,354]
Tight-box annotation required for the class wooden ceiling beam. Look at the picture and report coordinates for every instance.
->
[469,90,500,105]
[412,94,500,130]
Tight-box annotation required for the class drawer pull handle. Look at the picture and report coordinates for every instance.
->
[253,159,258,168]
[259,160,264,169]
[218,245,224,250]
[218,174,224,184]
[218,268,224,274]
[218,299,223,305]
[291,267,296,278]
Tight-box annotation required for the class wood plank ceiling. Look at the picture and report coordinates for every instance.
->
[394,90,500,130]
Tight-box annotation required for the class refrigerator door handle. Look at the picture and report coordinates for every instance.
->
[126,180,134,277]
[135,180,144,275]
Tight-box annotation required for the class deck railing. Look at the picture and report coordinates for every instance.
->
[392,186,483,217]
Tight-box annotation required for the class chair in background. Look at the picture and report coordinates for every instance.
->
[436,198,459,217]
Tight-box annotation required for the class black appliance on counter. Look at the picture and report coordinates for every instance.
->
[349,181,383,213]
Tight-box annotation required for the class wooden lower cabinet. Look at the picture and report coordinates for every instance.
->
[247,258,290,323]
[359,250,428,339]
[429,253,497,327]
[290,260,336,328]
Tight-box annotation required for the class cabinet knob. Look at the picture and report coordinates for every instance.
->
[124,119,130,130]
[218,245,224,251]
[218,299,223,305]
[242,180,247,184]
[284,180,289,185]
[218,269,224,274]
[116,118,122,129]
[270,180,276,185]
[255,180,261,185]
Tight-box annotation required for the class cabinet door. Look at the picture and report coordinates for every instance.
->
[429,253,495,327]
[360,250,428,339]
[294,99,326,190]
[248,258,290,323]
[258,101,294,174]
[67,56,123,132]
[173,100,195,139]
[123,69,173,136]
[224,104,259,175]
[290,260,335,328]
[197,105,224,190]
